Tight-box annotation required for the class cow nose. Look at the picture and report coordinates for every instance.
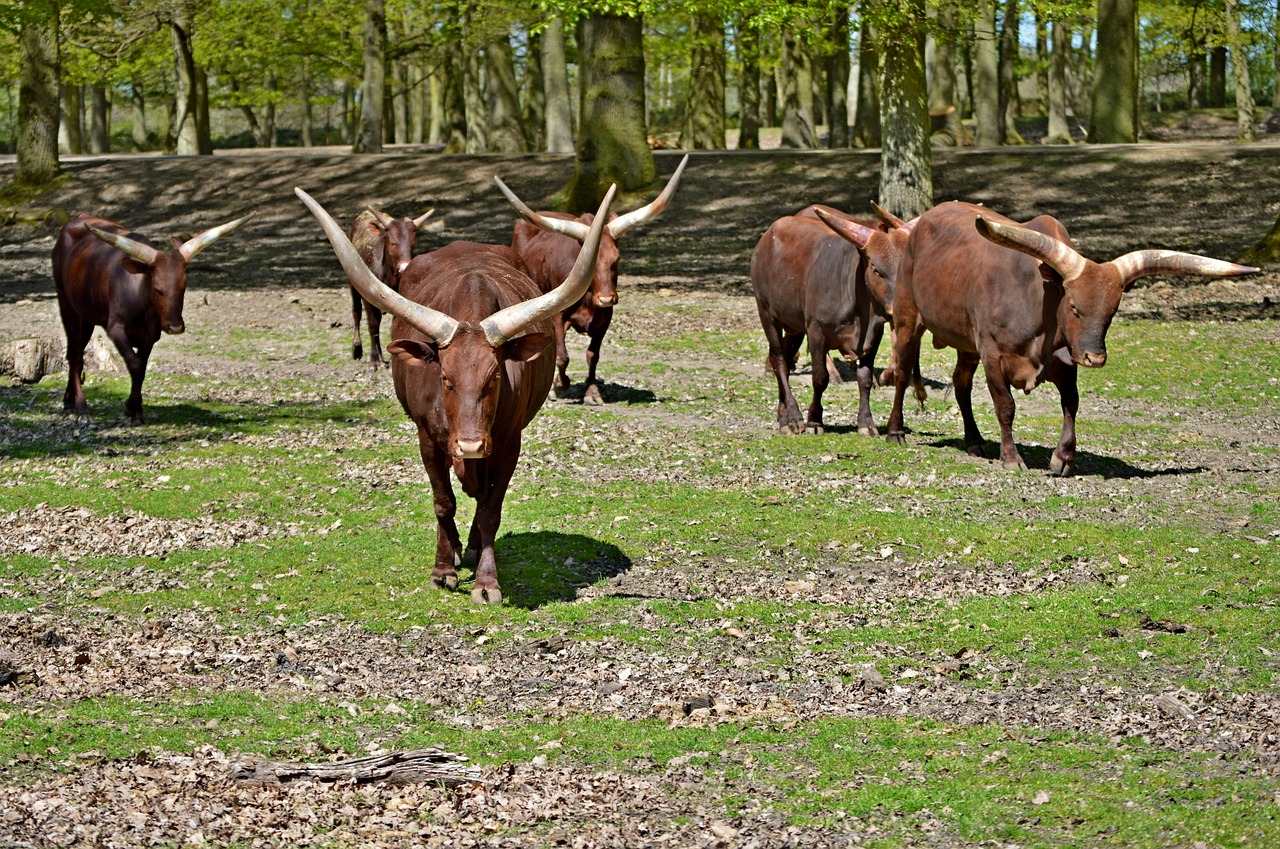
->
[594,293,617,307]
[455,439,486,459]
[397,261,409,273]
[165,322,186,335]
[1079,351,1107,368]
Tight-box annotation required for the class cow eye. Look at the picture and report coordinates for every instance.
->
[441,374,455,391]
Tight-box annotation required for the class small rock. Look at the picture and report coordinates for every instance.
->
[1155,694,1198,724]
[859,666,886,694]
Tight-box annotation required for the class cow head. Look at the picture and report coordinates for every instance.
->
[976,216,1258,367]
[297,185,614,460]
[494,154,688,309]
[87,213,255,335]
[814,207,911,314]
[368,207,436,285]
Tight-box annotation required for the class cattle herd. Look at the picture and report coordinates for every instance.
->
[48,158,1258,603]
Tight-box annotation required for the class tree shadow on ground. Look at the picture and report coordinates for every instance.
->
[926,436,1204,479]
[546,382,657,406]
[480,531,631,610]
[0,383,390,460]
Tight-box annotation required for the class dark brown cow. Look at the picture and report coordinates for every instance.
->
[347,206,437,368]
[886,200,1258,475]
[296,185,615,605]
[52,212,254,422]
[749,205,910,436]
[495,154,688,405]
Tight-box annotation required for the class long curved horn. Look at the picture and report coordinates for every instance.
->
[296,188,458,346]
[606,153,689,239]
[366,206,394,228]
[481,185,617,346]
[975,216,1087,282]
[493,176,592,241]
[411,209,435,229]
[86,225,160,266]
[178,211,256,261]
[1109,250,1258,288]
[870,201,907,230]
[815,207,876,250]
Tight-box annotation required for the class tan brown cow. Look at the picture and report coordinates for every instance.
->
[347,206,437,368]
[52,212,254,422]
[886,200,1258,475]
[296,185,614,605]
[749,204,910,436]
[495,155,688,405]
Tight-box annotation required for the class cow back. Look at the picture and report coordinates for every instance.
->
[53,216,157,330]
[752,215,865,333]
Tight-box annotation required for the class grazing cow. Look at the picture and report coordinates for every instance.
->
[886,200,1258,475]
[495,154,689,405]
[749,204,910,436]
[52,212,254,422]
[347,206,437,368]
[296,184,615,605]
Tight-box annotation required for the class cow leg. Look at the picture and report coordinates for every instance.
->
[1046,361,1079,477]
[467,452,518,606]
[366,301,385,369]
[885,320,924,445]
[60,314,94,418]
[419,428,463,590]
[104,323,151,424]
[982,355,1027,471]
[552,317,572,398]
[952,351,986,457]
[804,329,828,434]
[350,286,364,361]
[851,346,877,437]
[759,312,804,433]
[582,307,613,406]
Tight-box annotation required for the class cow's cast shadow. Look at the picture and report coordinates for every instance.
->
[926,436,1205,480]
[548,382,657,406]
[473,531,631,610]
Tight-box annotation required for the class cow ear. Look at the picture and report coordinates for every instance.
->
[121,257,151,275]
[387,339,438,363]
[1037,262,1062,285]
[372,233,387,273]
[502,333,550,363]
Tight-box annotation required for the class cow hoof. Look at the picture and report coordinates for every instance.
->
[431,573,459,591]
[551,384,572,399]
[885,432,906,446]
[1002,458,1028,472]
[803,421,824,435]
[471,586,503,605]
[966,443,987,458]
[352,344,363,361]
[584,386,604,406]
[1050,454,1074,477]
[858,425,878,438]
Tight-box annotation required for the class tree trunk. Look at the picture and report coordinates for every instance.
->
[461,19,487,153]
[300,63,314,147]
[354,0,386,153]
[392,61,409,145]
[1072,20,1094,117]
[1225,0,1257,142]
[1208,46,1226,108]
[852,20,880,147]
[567,12,654,212]
[428,67,443,145]
[339,80,353,144]
[59,82,82,155]
[681,13,725,149]
[763,53,778,125]
[1089,0,1138,143]
[262,75,277,147]
[999,0,1024,142]
[89,85,109,153]
[1034,11,1049,115]
[736,18,761,149]
[1188,34,1207,108]
[877,0,933,218]
[130,83,147,150]
[196,68,212,153]
[485,33,527,152]
[441,48,467,154]
[1274,3,1280,109]
[543,14,573,153]
[827,9,850,148]
[17,6,61,186]
[171,14,201,155]
[522,30,545,151]
[409,61,427,145]
[779,27,816,148]
[1045,20,1073,143]
[927,7,960,146]
[974,0,1001,145]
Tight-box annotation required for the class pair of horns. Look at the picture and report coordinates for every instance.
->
[975,217,1259,287]
[296,185,616,348]
[495,154,689,242]
[88,212,257,265]
[367,206,435,230]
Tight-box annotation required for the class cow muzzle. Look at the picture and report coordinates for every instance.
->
[593,293,617,308]
[164,322,186,335]
[454,439,487,459]
[1077,350,1107,368]
[397,261,410,273]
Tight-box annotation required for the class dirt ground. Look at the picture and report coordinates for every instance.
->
[2,139,1280,847]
